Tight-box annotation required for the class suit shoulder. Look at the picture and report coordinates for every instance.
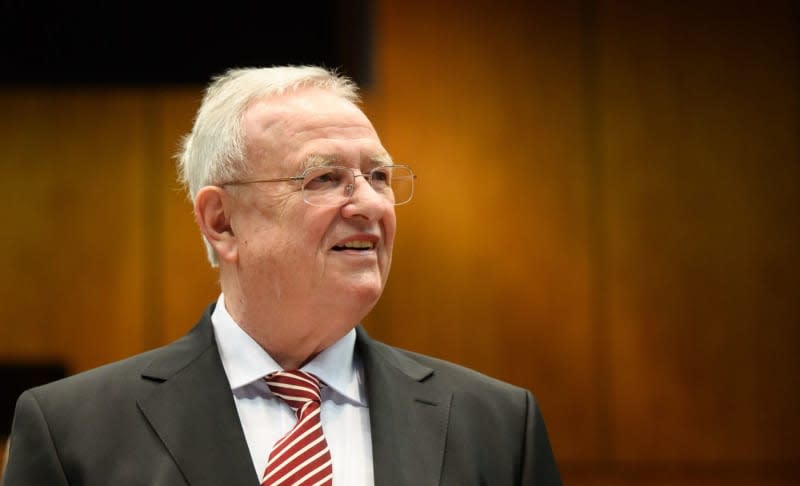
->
[368,337,529,398]
[367,339,539,441]
[413,349,525,390]
[25,346,156,403]
[26,324,210,403]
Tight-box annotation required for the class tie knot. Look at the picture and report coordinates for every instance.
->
[265,370,323,416]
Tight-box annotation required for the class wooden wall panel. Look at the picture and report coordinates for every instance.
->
[370,0,800,483]
[596,0,800,465]
[367,0,597,463]
[156,90,221,344]
[0,91,151,372]
[2,1,799,485]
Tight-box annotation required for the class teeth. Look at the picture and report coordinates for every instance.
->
[342,240,373,249]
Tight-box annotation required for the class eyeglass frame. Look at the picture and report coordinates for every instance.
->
[218,164,417,207]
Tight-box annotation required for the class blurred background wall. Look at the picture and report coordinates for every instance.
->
[1,1,798,484]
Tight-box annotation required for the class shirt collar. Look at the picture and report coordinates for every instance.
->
[210,294,365,406]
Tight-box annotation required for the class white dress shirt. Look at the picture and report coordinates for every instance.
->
[211,294,374,485]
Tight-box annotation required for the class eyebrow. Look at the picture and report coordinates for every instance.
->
[301,154,338,170]
[369,152,394,166]
[300,152,394,171]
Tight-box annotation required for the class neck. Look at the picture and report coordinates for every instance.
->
[218,268,372,370]
[242,320,330,370]
[220,293,357,371]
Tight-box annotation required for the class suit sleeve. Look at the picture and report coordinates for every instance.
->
[520,390,562,485]
[2,390,69,486]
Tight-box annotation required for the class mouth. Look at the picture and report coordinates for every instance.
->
[331,240,376,252]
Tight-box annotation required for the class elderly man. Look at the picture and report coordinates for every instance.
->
[3,66,561,485]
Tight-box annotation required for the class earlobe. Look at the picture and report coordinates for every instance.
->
[194,186,238,263]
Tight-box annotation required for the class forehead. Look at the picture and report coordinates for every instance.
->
[241,88,387,172]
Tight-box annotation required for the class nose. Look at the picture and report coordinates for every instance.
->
[340,174,391,221]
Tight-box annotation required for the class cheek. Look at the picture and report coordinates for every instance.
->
[384,212,398,247]
[301,208,340,249]
[238,218,288,264]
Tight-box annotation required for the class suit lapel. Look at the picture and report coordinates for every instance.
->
[134,313,451,485]
[357,327,452,486]
[137,310,259,486]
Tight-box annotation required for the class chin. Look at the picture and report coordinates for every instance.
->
[352,280,384,304]
[344,276,385,312]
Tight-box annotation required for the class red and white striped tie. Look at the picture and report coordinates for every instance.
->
[262,370,333,486]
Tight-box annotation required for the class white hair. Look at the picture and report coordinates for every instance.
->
[177,65,360,266]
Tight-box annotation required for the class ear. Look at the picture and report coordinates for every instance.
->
[194,186,238,264]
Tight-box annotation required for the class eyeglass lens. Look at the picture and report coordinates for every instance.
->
[301,166,414,207]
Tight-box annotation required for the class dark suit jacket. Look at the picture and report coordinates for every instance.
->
[3,305,561,485]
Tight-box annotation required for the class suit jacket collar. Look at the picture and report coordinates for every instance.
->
[357,326,452,486]
[133,306,452,486]
[137,306,260,486]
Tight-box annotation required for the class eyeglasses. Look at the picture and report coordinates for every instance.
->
[221,164,416,207]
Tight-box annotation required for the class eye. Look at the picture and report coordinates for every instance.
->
[303,167,347,191]
[370,167,392,186]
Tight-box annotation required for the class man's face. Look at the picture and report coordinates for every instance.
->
[225,88,396,332]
